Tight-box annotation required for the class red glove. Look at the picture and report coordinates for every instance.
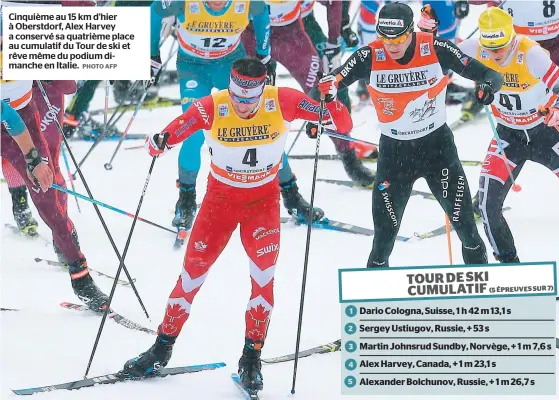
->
[145,133,169,157]
[318,75,339,103]
[541,106,559,128]
[418,5,439,34]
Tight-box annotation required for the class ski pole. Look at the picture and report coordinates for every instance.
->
[103,43,177,171]
[484,105,521,192]
[445,214,453,265]
[35,81,150,319]
[125,144,145,151]
[60,142,81,213]
[322,130,378,147]
[84,133,168,378]
[464,0,507,40]
[104,90,150,170]
[291,96,326,395]
[51,184,176,235]
[103,81,110,138]
[72,81,141,177]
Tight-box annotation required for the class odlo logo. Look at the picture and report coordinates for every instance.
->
[257,243,279,257]
[441,168,449,198]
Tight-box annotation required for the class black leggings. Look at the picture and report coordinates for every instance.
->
[368,125,487,267]
[478,122,559,262]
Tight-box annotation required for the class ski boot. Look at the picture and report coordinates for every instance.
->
[446,82,471,105]
[53,227,81,266]
[113,80,158,105]
[341,24,359,48]
[172,182,197,246]
[69,259,109,312]
[280,177,324,223]
[122,334,176,377]
[494,250,520,264]
[238,339,264,394]
[64,112,106,140]
[63,112,81,138]
[9,186,38,237]
[339,149,376,187]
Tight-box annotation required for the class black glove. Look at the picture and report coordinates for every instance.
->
[454,1,469,19]
[341,24,359,48]
[24,147,48,187]
[321,39,342,74]
[144,54,162,90]
[306,122,320,139]
[257,54,276,86]
[475,82,495,105]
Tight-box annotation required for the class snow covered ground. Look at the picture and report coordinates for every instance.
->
[1,2,558,399]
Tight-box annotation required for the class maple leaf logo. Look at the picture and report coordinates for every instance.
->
[247,304,270,340]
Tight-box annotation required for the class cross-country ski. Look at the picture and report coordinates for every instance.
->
[11,363,226,395]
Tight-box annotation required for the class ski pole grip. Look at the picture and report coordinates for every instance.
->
[158,132,169,149]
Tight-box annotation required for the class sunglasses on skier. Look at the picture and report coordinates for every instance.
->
[379,30,412,45]
[229,90,261,105]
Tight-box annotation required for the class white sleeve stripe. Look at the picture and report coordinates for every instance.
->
[543,65,559,84]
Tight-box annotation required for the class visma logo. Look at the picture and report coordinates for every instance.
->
[378,181,390,191]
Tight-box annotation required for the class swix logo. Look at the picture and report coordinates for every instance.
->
[378,181,390,191]
[256,243,279,257]
[194,101,209,125]
[339,57,357,78]
[40,104,60,132]
[2,121,10,131]
[194,241,207,252]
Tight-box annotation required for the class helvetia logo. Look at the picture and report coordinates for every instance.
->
[378,18,404,27]
[480,30,506,40]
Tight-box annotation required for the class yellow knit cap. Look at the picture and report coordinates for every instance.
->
[478,7,515,49]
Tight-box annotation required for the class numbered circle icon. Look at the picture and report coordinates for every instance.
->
[345,359,357,371]
[344,375,357,388]
[345,341,357,353]
[345,305,357,317]
[345,323,357,335]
